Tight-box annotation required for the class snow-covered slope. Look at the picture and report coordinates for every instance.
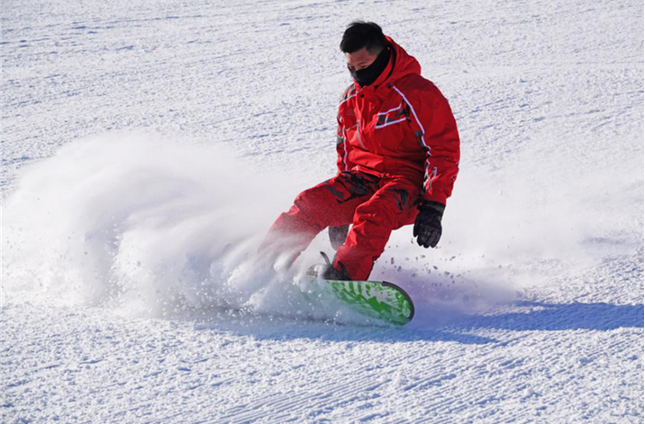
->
[2,0,643,422]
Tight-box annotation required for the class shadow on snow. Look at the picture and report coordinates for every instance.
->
[190,301,643,346]
[458,301,644,332]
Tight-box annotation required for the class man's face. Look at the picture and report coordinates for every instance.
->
[345,47,379,71]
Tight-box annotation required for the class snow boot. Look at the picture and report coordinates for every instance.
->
[319,251,352,281]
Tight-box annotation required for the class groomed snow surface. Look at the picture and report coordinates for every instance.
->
[2,0,643,422]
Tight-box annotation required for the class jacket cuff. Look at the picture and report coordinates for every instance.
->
[422,191,447,206]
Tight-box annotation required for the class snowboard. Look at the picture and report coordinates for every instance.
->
[301,267,415,326]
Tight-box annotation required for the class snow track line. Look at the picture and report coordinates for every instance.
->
[219,373,388,423]
[216,340,476,423]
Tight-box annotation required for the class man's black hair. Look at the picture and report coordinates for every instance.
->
[340,21,388,54]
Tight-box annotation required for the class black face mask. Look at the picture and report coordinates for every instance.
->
[348,47,391,87]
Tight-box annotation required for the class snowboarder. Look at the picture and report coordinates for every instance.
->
[261,21,460,282]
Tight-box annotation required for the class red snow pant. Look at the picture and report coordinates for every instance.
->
[262,170,422,281]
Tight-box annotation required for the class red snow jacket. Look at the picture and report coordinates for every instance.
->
[336,37,460,205]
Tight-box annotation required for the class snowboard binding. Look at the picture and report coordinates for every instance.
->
[306,251,351,281]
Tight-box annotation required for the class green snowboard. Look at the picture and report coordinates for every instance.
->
[301,275,415,326]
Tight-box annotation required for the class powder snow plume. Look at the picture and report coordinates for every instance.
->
[2,132,319,318]
[2,132,641,325]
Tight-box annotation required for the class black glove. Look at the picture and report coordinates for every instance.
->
[329,225,350,250]
[413,201,445,248]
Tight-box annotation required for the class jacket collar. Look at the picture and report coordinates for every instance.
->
[351,36,422,99]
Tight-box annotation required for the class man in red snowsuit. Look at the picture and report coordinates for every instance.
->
[262,22,460,281]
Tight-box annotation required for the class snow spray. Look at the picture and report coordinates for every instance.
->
[2,133,308,316]
[3,132,640,324]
